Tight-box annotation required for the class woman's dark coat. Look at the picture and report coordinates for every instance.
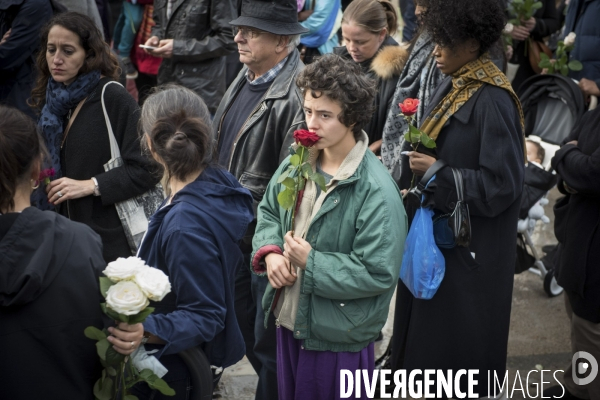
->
[59,77,161,263]
[334,36,407,146]
[0,207,105,399]
[510,0,561,92]
[552,106,600,323]
[392,78,525,398]
[565,0,600,87]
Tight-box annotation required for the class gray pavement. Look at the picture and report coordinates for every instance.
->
[216,189,572,399]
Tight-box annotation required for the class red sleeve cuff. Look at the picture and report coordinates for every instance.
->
[252,245,283,274]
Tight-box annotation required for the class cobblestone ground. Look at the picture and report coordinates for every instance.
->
[215,189,571,400]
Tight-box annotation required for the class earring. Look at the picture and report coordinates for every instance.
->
[31,179,40,189]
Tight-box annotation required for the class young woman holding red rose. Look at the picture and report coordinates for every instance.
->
[390,0,526,397]
[251,54,407,400]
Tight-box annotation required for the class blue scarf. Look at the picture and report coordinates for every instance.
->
[39,70,101,177]
[34,70,101,210]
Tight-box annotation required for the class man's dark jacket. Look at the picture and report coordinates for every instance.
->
[152,0,236,114]
[0,207,106,399]
[212,49,306,217]
[553,106,600,322]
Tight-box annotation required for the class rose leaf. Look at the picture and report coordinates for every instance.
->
[84,326,107,341]
[99,277,115,298]
[96,338,110,361]
[277,188,295,210]
[127,307,155,324]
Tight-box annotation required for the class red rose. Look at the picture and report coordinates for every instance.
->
[293,129,320,147]
[399,98,420,116]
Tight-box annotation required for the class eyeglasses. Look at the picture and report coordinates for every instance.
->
[233,26,263,40]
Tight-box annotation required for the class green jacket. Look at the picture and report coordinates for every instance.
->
[251,136,407,352]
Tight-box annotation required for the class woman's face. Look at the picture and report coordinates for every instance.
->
[46,25,86,85]
[303,92,354,151]
[341,22,386,63]
[432,41,480,75]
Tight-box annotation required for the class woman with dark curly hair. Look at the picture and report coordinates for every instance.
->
[391,0,526,397]
[30,12,161,263]
[251,53,407,400]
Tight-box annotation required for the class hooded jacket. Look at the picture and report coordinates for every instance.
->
[0,207,106,399]
[138,166,253,368]
[334,36,408,145]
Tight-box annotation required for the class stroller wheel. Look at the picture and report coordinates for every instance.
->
[543,268,563,297]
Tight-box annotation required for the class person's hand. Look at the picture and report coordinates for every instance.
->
[143,36,160,54]
[46,177,95,205]
[369,139,382,155]
[407,151,436,176]
[151,39,173,58]
[107,322,144,355]
[0,28,11,46]
[511,25,531,41]
[506,45,513,61]
[283,231,312,270]
[578,78,600,98]
[523,17,536,32]
[566,140,578,146]
[265,252,296,289]
[298,9,314,22]
[400,189,408,199]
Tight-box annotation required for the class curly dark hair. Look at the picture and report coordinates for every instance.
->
[420,0,505,55]
[296,54,377,136]
[29,12,120,111]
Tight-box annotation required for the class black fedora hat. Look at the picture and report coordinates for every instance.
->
[230,0,309,35]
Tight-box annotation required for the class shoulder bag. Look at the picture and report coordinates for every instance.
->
[101,81,165,254]
[432,168,471,249]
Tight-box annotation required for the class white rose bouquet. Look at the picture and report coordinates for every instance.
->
[84,257,174,400]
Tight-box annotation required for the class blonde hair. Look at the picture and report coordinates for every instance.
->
[342,0,398,36]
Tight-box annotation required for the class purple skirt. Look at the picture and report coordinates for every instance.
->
[276,326,375,400]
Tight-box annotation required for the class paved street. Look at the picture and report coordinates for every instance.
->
[215,189,572,400]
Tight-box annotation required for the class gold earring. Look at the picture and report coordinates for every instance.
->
[31,179,40,189]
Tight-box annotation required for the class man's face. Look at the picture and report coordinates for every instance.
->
[234,26,286,76]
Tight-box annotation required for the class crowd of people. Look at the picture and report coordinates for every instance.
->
[0,0,599,399]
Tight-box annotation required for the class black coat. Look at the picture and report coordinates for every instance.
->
[392,78,525,398]
[152,0,236,114]
[510,0,561,91]
[59,77,161,263]
[334,36,407,146]
[0,0,52,119]
[0,207,106,399]
[552,106,600,323]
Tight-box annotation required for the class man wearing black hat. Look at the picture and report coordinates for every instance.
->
[212,1,308,398]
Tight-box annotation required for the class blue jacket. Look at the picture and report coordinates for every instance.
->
[138,166,253,368]
[565,0,600,87]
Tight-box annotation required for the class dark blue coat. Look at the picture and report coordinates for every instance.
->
[138,166,253,368]
[0,0,52,119]
[565,0,600,87]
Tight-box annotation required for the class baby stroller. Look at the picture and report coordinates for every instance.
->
[515,74,597,297]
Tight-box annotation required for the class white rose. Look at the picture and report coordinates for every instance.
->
[103,257,146,282]
[105,281,149,315]
[503,22,514,34]
[134,267,171,302]
[564,32,576,47]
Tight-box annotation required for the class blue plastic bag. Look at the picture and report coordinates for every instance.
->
[399,206,446,300]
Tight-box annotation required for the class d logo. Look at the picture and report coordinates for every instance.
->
[572,351,598,386]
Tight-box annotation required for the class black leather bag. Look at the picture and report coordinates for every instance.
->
[432,168,471,249]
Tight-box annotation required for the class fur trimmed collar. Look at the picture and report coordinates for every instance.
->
[370,44,409,80]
